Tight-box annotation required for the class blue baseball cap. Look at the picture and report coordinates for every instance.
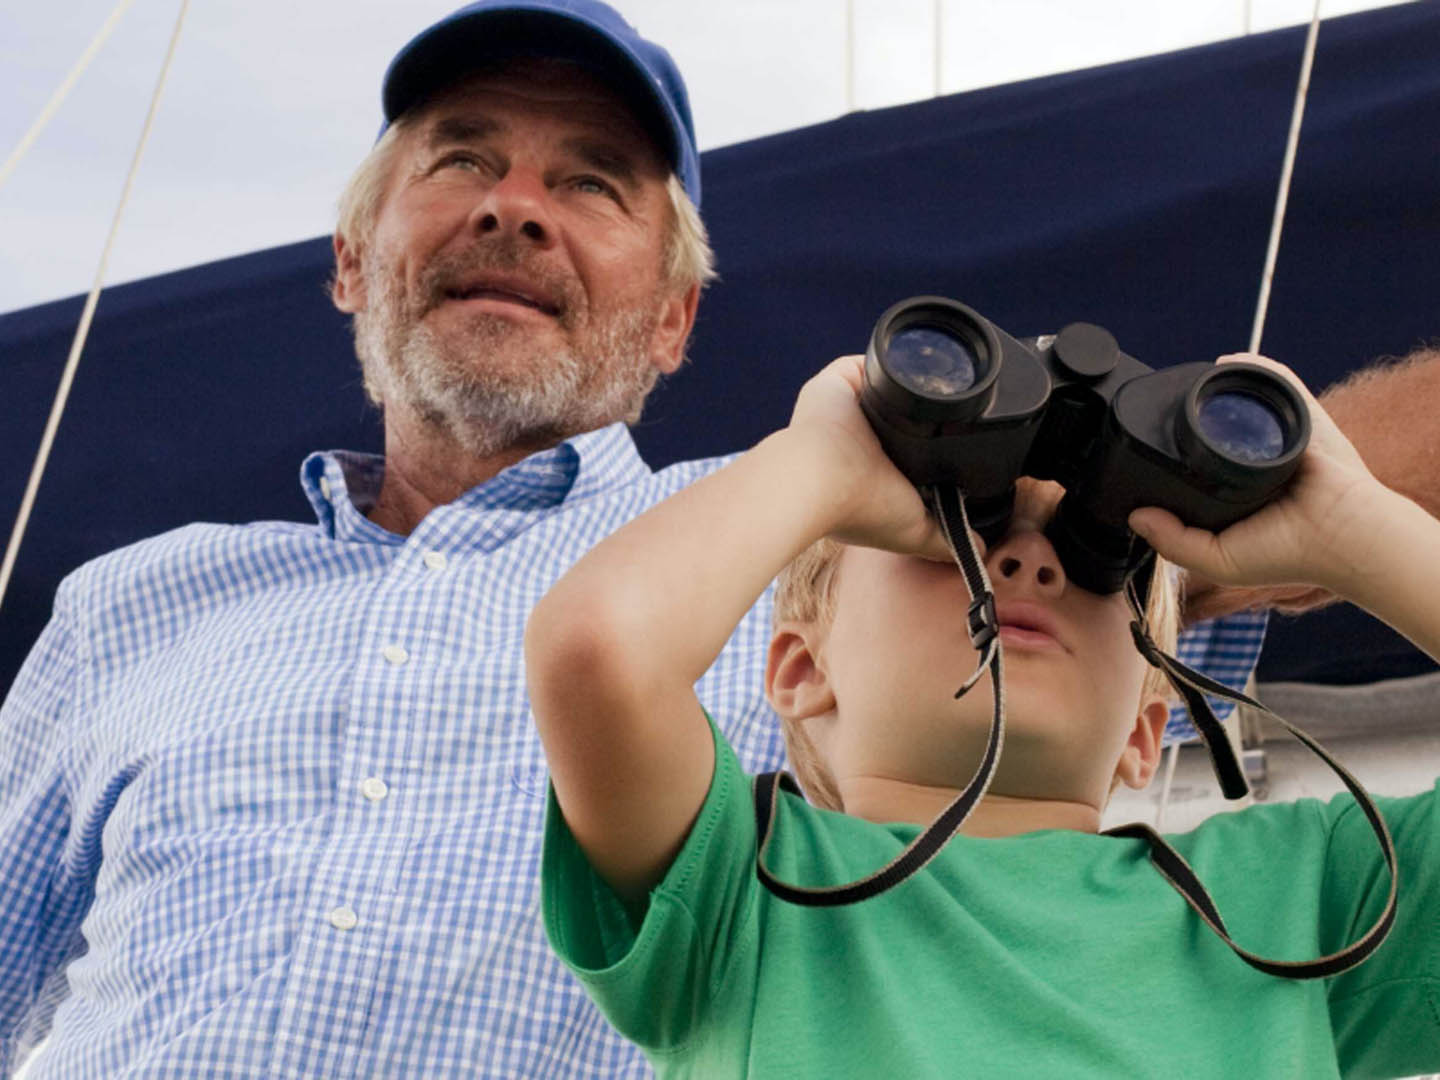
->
[380,0,702,206]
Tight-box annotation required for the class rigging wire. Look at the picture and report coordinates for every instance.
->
[1249,0,1324,355]
[845,0,856,112]
[934,0,944,98]
[0,0,138,196]
[1156,0,1324,829]
[0,0,192,617]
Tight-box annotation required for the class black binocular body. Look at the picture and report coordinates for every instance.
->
[859,297,1311,594]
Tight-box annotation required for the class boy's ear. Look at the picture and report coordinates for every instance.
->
[765,623,836,720]
[1112,694,1171,791]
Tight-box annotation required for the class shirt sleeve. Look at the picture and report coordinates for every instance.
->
[540,712,758,1055]
[0,587,96,1075]
[1322,781,1440,1078]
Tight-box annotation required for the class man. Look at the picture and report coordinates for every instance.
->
[0,1,1434,1076]
[0,6,777,1077]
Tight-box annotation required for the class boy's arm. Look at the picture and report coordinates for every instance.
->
[1305,488,1440,663]
[525,358,946,907]
[1130,354,1440,664]
[1181,346,1440,625]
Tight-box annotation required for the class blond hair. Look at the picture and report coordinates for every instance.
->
[771,532,1182,810]
[333,118,412,270]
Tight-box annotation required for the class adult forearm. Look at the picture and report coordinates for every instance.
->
[1322,347,1440,516]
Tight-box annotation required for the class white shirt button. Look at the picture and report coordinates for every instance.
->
[319,476,332,499]
[422,550,448,571]
[381,644,409,666]
[360,776,389,802]
[329,905,358,931]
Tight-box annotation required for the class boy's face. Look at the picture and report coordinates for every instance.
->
[796,479,1168,816]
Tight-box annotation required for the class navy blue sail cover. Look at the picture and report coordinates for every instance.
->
[3,1,1439,695]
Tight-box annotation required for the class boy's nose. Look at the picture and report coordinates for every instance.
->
[986,530,1065,593]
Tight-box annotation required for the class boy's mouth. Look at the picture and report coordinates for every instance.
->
[995,602,1068,652]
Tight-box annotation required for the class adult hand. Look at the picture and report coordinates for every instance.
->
[1128,354,1391,598]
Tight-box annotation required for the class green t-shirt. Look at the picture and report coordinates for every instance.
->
[542,718,1440,1078]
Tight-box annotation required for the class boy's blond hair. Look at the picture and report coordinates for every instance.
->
[772,530,1182,811]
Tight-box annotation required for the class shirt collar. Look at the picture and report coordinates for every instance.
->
[562,423,653,501]
[299,423,653,542]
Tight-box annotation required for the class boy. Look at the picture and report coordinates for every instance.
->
[525,353,1440,1077]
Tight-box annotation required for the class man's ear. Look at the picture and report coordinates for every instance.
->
[648,281,700,376]
[1112,694,1171,791]
[331,232,366,314]
[765,623,835,721]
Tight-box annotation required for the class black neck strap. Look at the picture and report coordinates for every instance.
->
[753,487,1397,980]
[1104,580,1398,979]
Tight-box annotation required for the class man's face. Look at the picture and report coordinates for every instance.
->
[816,479,1165,810]
[334,62,696,458]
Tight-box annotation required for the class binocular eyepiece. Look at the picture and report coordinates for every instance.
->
[860,297,1311,594]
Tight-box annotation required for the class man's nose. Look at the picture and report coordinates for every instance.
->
[469,167,556,247]
[985,529,1065,594]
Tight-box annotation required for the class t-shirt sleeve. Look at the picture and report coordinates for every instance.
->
[540,711,759,1054]
[1322,781,1440,1078]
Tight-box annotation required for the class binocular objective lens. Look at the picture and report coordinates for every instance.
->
[886,325,978,397]
[1197,391,1286,463]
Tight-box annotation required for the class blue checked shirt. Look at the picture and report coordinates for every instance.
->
[0,423,1264,1078]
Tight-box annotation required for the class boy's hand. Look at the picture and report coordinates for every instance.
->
[789,356,953,562]
[1128,354,1393,596]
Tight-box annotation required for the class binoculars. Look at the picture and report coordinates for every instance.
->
[859,297,1311,594]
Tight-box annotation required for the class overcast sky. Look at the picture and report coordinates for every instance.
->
[0,0,1415,314]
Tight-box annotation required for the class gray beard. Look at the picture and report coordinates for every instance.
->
[353,245,664,460]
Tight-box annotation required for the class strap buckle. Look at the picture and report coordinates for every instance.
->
[967,593,998,650]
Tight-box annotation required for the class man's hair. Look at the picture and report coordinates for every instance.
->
[330,103,717,306]
[772,536,1183,811]
[333,117,412,274]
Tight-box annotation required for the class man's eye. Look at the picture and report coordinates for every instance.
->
[437,152,482,172]
[573,175,616,198]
